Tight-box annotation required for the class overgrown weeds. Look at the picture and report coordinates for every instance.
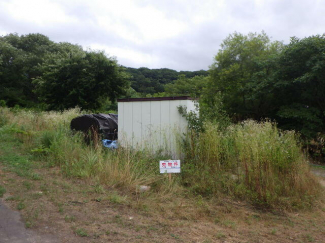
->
[0,107,173,195]
[0,107,322,211]
[181,120,321,209]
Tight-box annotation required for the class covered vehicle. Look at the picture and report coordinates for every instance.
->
[70,113,118,143]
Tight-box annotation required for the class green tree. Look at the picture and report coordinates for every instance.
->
[164,74,208,97]
[0,38,27,106]
[124,67,208,96]
[207,32,283,121]
[33,46,129,110]
[1,33,130,110]
[0,33,54,106]
[272,35,325,137]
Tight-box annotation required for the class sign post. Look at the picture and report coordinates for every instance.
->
[159,160,181,183]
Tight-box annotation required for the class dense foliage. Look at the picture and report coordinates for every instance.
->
[206,32,284,121]
[164,75,208,98]
[0,33,129,110]
[272,35,325,137]
[125,67,208,95]
[33,47,129,110]
[0,33,52,107]
[205,32,325,140]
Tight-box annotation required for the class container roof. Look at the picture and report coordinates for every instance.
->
[117,96,196,102]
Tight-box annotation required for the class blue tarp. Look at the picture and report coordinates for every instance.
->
[102,139,118,149]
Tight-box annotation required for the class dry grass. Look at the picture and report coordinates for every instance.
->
[0,107,322,211]
[182,120,322,209]
[1,164,325,243]
[1,105,325,242]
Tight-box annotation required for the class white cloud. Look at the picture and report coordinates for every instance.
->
[2,0,76,26]
[89,43,159,68]
[1,0,325,70]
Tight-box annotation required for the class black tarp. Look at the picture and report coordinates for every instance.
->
[70,113,118,142]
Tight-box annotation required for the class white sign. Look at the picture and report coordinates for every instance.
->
[159,160,181,173]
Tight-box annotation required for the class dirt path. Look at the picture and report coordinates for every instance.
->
[0,199,58,243]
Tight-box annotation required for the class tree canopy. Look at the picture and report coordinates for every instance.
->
[207,31,284,120]
[164,74,208,97]
[0,33,129,110]
[124,67,208,95]
[205,32,325,138]
[33,45,129,110]
[0,33,53,107]
[272,35,325,137]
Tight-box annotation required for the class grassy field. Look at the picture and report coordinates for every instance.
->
[0,107,325,242]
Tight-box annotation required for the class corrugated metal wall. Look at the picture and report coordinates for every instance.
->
[118,98,196,157]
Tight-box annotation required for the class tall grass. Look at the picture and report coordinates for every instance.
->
[181,120,321,209]
[1,107,321,210]
[34,124,164,192]
[1,107,169,193]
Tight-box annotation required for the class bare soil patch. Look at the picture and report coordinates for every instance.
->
[0,197,59,243]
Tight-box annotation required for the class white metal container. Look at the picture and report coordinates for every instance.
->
[117,96,196,158]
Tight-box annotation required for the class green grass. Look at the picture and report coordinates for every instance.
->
[75,228,88,237]
[0,125,36,178]
[0,107,322,211]
[64,215,76,223]
[181,120,321,209]
[216,232,226,239]
[17,201,26,210]
[0,185,6,197]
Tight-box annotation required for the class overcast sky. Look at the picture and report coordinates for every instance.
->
[1,0,324,71]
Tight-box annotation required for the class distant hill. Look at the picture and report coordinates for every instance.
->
[124,67,208,95]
